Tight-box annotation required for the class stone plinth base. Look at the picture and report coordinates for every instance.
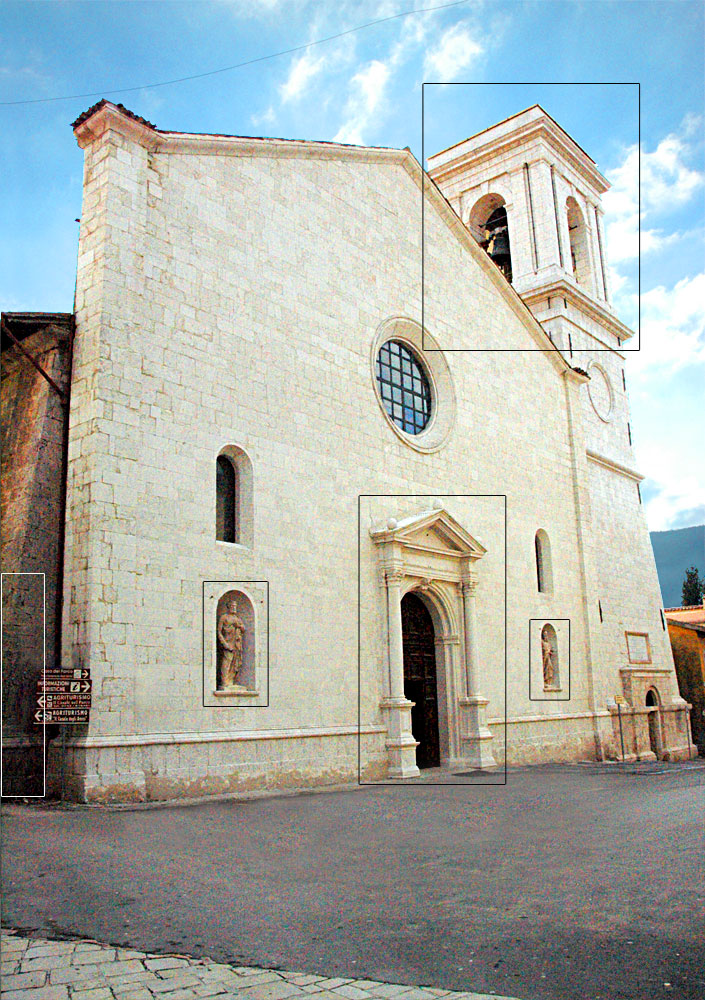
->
[380,697,420,778]
[212,686,259,698]
[459,695,496,769]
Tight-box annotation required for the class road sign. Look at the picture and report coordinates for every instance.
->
[39,678,92,693]
[34,667,91,724]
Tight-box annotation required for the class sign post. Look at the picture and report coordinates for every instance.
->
[34,668,92,799]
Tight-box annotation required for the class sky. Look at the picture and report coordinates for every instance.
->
[1,0,703,533]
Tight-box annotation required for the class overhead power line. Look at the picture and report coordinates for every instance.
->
[2,0,470,107]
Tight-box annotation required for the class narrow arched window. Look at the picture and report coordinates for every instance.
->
[566,197,592,292]
[535,529,553,594]
[216,455,237,542]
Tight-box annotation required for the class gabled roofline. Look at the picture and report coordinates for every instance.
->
[71,101,577,377]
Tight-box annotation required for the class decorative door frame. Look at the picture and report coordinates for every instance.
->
[370,504,496,776]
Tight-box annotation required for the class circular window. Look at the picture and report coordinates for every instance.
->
[375,340,432,435]
[370,318,456,453]
[586,361,613,422]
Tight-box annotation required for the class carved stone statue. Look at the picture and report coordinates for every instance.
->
[541,634,555,687]
[217,596,246,689]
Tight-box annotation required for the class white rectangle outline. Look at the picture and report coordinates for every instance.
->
[0,571,46,797]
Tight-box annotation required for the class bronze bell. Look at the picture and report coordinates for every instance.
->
[489,228,510,257]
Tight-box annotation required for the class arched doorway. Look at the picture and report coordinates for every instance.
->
[645,689,661,758]
[401,592,440,768]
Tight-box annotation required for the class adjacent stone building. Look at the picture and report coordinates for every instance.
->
[1,101,694,802]
[1,312,73,795]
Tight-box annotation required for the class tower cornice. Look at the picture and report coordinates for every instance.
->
[428,107,609,196]
[520,278,634,342]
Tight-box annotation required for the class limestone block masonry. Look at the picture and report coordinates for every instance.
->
[38,100,694,801]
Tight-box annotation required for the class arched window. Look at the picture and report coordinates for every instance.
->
[215,446,254,548]
[535,529,553,594]
[468,194,512,283]
[541,623,560,689]
[566,197,592,291]
[216,455,237,542]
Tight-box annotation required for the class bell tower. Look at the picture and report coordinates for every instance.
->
[428,107,692,755]
[427,104,633,358]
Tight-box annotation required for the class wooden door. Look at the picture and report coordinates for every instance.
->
[401,592,440,768]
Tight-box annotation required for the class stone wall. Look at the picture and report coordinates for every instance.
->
[57,104,690,800]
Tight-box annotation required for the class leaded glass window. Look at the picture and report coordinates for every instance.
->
[375,340,432,435]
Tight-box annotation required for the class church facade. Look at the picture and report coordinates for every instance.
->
[3,100,694,802]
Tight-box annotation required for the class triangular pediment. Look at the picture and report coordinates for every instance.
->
[370,508,486,560]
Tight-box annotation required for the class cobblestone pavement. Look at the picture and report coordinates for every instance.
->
[0,932,522,1000]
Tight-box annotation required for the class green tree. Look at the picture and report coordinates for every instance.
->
[681,566,705,606]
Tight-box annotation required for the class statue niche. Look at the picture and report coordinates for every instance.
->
[541,623,559,689]
[215,590,255,692]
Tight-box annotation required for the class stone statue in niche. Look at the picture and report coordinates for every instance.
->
[541,632,555,687]
[217,595,246,689]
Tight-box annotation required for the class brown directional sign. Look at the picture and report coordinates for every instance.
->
[39,678,92,693]
[34,668,92,724]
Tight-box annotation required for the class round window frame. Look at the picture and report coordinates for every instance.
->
[371,318,456,453]
[586,360,614,423]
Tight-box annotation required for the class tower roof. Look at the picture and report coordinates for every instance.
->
[427,104,608,195]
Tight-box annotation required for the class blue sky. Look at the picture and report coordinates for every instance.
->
[2,0,703,532]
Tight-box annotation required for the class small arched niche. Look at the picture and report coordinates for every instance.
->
[645,688,662,757]
[535,529,553,595]
[541,623,560,690]
[566,197,593,292]
[468,193,513,283]
[216,445,253,548]
[215,589,256,692]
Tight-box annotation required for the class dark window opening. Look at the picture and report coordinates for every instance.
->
[599,600,603,623]
[628,422,632,445]
[216,455,237,542]
[376,340,432,436]
[535,534,545,593]
[480,206,512,282]
[660,609,665,631]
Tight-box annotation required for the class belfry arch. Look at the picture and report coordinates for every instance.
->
[468,193,513,282]
[566,196,593,292]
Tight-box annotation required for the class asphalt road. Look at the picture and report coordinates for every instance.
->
[2,763,704,1000]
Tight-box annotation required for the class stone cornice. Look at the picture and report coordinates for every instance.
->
[428,110,608,196]
[62,724,387,750]
[563,366,590,385]
[586,448,644,482]
[520,278,634,343]
[73,101,161,151]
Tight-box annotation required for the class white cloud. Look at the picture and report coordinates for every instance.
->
[422,22,483,81]
[279,51,328,103]
[603,122,705,266]
[250,105,276,127]
[334,59,391,144]
[642,475,705,532]
[630,272,705,374]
